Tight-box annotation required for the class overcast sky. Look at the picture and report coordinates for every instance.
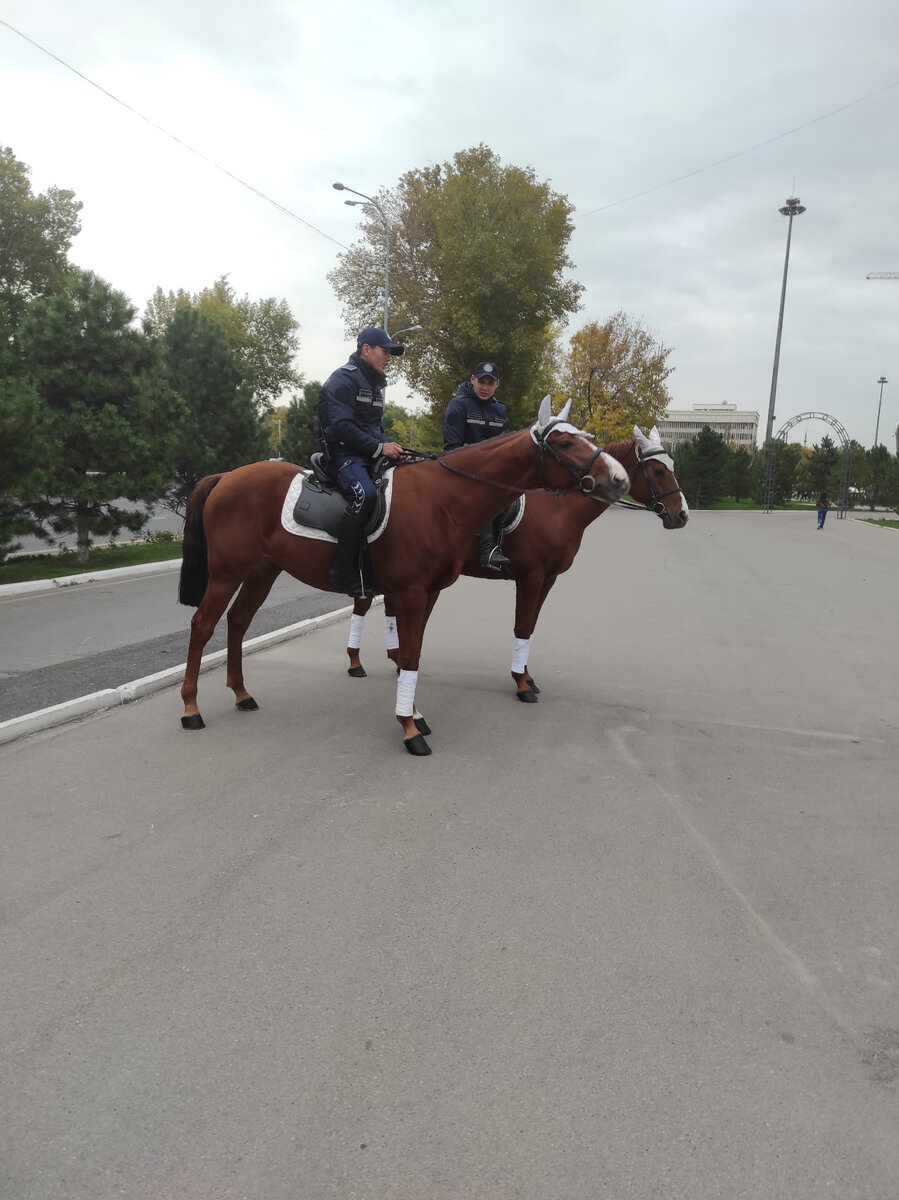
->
[2,0,897,447]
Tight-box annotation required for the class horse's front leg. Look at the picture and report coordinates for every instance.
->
[391,589,438,755]
[382,592,400,670]
[510,571,557,703]
[225,560,282,710]
[346,595,375,677]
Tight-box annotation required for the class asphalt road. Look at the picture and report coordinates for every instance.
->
[0,565,347,723]
[1,509,898,1199]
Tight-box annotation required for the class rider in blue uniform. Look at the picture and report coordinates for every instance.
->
[443,361,511,569]
[317,327,407,596]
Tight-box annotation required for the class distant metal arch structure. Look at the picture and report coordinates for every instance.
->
[763,411,851,516]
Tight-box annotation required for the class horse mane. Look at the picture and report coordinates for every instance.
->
[601,438,638,467]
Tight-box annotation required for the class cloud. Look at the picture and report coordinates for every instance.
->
[1,0,897,442]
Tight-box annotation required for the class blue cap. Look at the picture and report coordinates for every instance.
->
[357,326,405,356]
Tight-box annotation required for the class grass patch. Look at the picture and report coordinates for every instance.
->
[860,518,899,530]
[702,498,814,511]
[0,537,183,584]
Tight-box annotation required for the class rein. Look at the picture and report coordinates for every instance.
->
[433,422,608,497]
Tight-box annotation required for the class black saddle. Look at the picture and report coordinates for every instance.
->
[496,497,524,533]
[290,454,390,538]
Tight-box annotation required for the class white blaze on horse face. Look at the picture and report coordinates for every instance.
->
[600,450,629,488]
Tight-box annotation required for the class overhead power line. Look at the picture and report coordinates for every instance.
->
[0,17,348,250]
[575,78,899,219]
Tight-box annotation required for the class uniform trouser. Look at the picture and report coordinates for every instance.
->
[331,455,378,522]
[329,456,378,594]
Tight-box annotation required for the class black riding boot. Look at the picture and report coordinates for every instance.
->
[479,522,510,571]
[331,513,376,597]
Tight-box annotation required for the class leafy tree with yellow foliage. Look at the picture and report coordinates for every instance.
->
[561,311,673,442]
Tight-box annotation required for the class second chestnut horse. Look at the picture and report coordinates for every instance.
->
[345,426,688,700]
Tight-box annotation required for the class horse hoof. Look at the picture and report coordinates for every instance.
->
[403,733,432,756]
[181,714,206,730]
[516,689,539,704]
[236,697,259,711]
[527,679,541,694]
[347,666,367,678]
[414,716,432,736]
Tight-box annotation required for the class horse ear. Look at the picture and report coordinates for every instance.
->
[537,395,553,426]
[557,398,572,423]
[648,425,662,445]
[633,425,651,450]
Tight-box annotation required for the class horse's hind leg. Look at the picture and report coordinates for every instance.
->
[226,560,282,710]
[181,576,242,728]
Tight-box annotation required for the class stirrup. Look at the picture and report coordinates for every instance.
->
[482,545,510,570]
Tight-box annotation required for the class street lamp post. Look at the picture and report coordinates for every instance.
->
[764,196,806,445]
[333,181,390,331]
[874,376,888,447]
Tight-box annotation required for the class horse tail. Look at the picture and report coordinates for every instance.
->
[178,474,222,607]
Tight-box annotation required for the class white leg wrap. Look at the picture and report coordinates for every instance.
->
[396,669,418,718]
[384,615,399,652]
[347,613,366,650]
[511,637,530,674]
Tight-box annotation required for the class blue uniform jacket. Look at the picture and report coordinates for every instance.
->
[443,382,509,450]
[318,353,388,462]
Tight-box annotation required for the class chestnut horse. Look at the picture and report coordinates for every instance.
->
[177,398,629,755]
[345,426,688,700]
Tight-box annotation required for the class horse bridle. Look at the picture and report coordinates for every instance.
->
[434,418,610,497]
[632,446,683,516]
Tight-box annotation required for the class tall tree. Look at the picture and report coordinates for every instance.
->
[280,381,322,467]
[0,146,82,333]
[561,312,673,441]
[158,305,269,512]
[867,444,892,509]
[144,275,302,409]
[807,435,842,497]
[725,445,755,502]
[328,144,584,428]
[674,426,730,508]
[751,440,802,506]
[18,269,184,562]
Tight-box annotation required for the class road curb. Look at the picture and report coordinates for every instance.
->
[0,598,380,748]
[0,558,182,598]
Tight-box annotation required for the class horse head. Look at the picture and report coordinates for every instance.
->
[631,425,689,528]
[532,397,629,503]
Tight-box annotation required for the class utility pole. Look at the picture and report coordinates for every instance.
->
[765,197,806,444]
[874,376,888,447]
[763,197,806,513]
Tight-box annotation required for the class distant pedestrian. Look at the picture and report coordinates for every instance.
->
[816,492,831,529]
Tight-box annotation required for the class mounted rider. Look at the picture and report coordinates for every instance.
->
[443,360,512,570]
[317,327,408,596]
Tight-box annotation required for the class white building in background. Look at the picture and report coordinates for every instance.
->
[657,403,760,451]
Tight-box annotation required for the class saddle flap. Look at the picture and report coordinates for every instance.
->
[280,468,394,542]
